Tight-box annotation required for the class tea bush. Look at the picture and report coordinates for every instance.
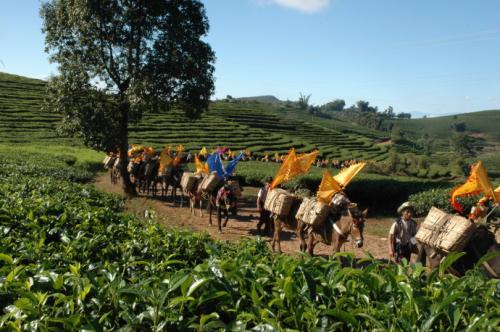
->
[409,187,478,216]
[1,152,498,330]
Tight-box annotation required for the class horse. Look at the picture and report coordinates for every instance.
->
[417,226,500,278]
[301,205,368,256]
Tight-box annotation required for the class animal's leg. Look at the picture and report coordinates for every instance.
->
[271,219,277,252]
[208,199,214,226]
[307,233,315,256]
[332,239,343,255]
[222,208,228,227]
[199,198,204,218]
[272,218,282,253]
[217,206,222,233]
[297,222,307,252]
[190,197,195,215]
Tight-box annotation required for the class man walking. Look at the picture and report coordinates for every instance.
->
[389,202,418,263]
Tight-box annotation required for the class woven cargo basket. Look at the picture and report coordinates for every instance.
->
[296,197,330,226]
[415,206,476,253]
[181,172,198,192]
[264,188,296,217]
[199,172,222,193]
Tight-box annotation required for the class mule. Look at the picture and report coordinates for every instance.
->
[183,175,204,216]
[193,178,240,231]
[142,158,159,196]
[213,187,238,233]
[302,206,368,256]
[417,226,500,278]
[158,167,184,203]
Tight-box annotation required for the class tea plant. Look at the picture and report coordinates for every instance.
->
[0,152,498,331]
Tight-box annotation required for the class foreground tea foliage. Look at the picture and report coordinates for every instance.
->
[0,153,499,331]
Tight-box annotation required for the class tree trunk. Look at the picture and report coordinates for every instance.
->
[117,100,137,196]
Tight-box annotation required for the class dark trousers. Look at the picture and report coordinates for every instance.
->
[395,243,412,263]
[257,209,272,235]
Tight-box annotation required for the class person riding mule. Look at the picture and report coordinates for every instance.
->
[389,202,418,263]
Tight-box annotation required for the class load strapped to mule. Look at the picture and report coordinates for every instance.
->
[199,171,222,193]
[264,188,298,217]
[103,154,116,169]
[295,197,330,227]
[180,171,202,193]
[416,207,477,253]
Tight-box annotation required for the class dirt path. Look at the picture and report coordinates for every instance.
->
[94,173,394,259]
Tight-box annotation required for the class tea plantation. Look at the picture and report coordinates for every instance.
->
[0,151,498,330]
[0,72,389,161]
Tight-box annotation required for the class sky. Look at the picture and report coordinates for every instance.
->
[1,0,500,117]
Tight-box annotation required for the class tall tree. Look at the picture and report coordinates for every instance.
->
[322,99,345,112]
[41,0,215,195]
[297,93,311,110]
[383,106,395,118]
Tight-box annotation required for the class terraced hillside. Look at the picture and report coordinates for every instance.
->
[211,103,389,161]
[0,72,390,161]
[0,73,73,144]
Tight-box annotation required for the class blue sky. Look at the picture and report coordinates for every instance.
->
[1,0,499,117]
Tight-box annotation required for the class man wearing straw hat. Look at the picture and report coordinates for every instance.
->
[389,202,418,263]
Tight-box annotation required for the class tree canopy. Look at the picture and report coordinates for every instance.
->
[41,0,215,195]
[322,99,345,112]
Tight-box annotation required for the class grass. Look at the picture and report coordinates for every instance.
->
[0,143,102,162]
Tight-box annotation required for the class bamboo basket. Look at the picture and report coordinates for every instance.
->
[416,207,476,253]
[264,188,295,217]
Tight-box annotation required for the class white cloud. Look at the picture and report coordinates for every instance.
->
[257,0,330,13]
[464,95,471,100]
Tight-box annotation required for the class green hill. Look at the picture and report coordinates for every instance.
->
[1,71,499,174]
[389,111,500,175]
[0,72,389,161]
[390,110,500,142]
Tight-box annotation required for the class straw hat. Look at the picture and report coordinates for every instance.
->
[397,201,415,214]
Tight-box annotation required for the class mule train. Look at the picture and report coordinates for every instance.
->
[104,154,186,199]
[104,153,499,276]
